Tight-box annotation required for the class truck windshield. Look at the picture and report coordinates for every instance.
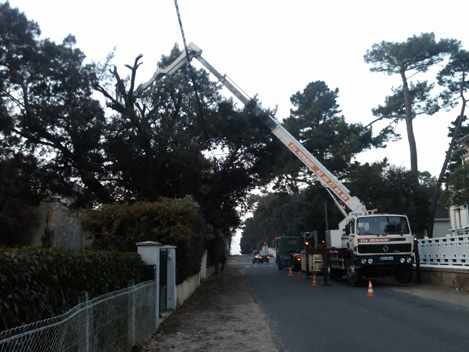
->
[356,216,409,235]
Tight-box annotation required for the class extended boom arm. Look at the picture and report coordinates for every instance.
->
[135,43,368,216]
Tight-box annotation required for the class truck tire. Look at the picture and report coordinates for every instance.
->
[346,258,363,286]
[395,264,412,284]
[327,256,343,279]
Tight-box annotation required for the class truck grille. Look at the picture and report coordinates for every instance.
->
[358,243,412,254]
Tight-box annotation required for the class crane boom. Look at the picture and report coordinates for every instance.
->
[135,42,367,215]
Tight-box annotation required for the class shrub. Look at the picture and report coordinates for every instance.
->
[0,247,143,331]
[83,197,214,285]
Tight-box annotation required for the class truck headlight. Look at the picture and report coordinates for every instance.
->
[400,258,405,264]
[406,258,412,263]
[361,258,367,265]
[367,259,374,264]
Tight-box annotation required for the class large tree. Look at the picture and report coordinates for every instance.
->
[272,80,392,193]
[444,163,469,207]
[0,3,108,206]
[425,49,469,235]
[240,190,329,254]
[364,33,460,184]
[1,3,281,248]
[437,49,469,176]
[95,45,279,239]
[347,162,434,235]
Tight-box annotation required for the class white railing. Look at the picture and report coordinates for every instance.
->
[0,280,157,352]
[418,234,469,268]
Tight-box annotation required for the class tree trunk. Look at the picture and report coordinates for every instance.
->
[401,70,419,186]
[428,86,467,237]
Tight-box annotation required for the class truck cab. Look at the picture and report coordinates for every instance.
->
[334,214,414,285]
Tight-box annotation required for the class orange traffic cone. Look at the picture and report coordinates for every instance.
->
[288,266,292,276]
[366,280,375,297]
[298,269,302,279]
[311,273,318,286]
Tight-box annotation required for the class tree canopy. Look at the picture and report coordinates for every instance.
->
[0,3,279,246]
[364,33,460,183]
[2,3,467,250]
[269,80,392,193]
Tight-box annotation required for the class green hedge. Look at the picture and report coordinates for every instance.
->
[83,197,214,285]
[0,247,144,331]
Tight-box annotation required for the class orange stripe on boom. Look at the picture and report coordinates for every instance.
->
[288,142,349,202]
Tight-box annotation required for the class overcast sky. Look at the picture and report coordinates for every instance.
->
[7,0,469,178]
[7,0,469,253]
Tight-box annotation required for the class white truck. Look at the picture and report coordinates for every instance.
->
[136,43,414,286]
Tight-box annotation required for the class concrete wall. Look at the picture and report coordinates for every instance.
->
[30,200,92,249]
[176,264,216,307]
[415,266,469,290]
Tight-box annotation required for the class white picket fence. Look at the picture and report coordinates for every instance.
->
[418,233,469,268]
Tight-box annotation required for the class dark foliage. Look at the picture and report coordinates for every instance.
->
[83,198,213,284]
[0,247,143,331]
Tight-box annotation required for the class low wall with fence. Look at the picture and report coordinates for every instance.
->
[416,234,469,290]
[0,245,218,351]
[0,280,157,352]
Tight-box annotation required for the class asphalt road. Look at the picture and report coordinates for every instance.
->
[236,255,469,352]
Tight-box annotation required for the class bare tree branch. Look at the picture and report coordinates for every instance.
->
[364,114,405,129]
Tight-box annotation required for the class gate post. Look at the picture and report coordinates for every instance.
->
[161,245,177,310]
[137,241,161,331]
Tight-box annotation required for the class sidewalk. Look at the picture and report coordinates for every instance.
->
[139,258,279,352]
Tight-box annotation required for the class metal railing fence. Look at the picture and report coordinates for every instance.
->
[0,280,157,352]
[418,234,469,268]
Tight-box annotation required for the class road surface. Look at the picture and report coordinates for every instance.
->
[237,254,469,352]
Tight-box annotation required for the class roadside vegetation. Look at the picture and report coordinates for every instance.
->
[1,4,468,270]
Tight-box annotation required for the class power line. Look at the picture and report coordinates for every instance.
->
[173,0,204,123]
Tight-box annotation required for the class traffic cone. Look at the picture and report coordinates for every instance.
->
[288,266,292,276]
[311,273,318,286]
[298,269,301,279]
[366,280,375,297]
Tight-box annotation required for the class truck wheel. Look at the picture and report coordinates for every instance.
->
[395,264,412,284]
[346,258,363,286]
